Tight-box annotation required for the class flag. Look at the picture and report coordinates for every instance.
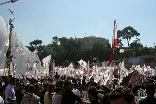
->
[114,19,119,47]
[107,43,114,66]
[93,57,96,60]
[27,60,30,65]
[119,49,124,53]
[107,19,119,66]
[9,9,14,15]
[14,32,19,36]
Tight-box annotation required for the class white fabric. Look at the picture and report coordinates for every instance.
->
[0,96,4,104]
[72,89,81,96]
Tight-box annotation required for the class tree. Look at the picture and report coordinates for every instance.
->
[129,38,143,49]
[29,39,42,46]
[118,26,140,47]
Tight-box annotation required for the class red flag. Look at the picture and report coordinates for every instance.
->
[107,43,114,66]
[107,19,118,66]
[9,8,14,15]
[114,19,119,47]
[27,60,30,65]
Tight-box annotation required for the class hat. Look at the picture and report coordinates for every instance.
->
[64,80,75,86]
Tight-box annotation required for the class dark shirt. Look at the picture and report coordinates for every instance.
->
[90,98,100,104]
[87,82,98,87]
[61,89,81,104]
[139,97,156,104]
[15,90,24,104]
[40,90,47,104]
[55,75,60,79]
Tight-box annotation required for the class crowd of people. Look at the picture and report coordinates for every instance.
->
[0,70,156,104]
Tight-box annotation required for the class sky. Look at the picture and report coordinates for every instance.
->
[0,0,156,47]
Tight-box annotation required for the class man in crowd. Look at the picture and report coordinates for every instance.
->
[139,83,156,104]
[109,86,136,104]
[15,82,24,104]
[40,83,49,104]
[88,86,100,104]
[5,77,16,104]
[21,85,40,104]
[61,80,82,104]
[52,87,62,104]
[44,85,55,104]
[87,77,98,87]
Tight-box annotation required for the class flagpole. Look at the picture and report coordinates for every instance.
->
[6,26,12,79]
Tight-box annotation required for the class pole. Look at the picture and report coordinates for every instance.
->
[6,26,12,79]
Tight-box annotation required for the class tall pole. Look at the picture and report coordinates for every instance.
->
[6,26,12,79]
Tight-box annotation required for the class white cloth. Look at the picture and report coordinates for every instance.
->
[72,89,81,96]
[0,96,4,104]
[52,93,62,104]
[5,84,16,103]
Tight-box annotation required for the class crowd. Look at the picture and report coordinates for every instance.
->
[0,70,156,104]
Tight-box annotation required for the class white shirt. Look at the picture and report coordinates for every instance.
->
[72,89,81,96]
[0,96,4,104]
[5,84,16,103]
[52,93,62,104]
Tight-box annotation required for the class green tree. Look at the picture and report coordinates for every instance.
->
[129,38,143,49]
[118,26,140,47]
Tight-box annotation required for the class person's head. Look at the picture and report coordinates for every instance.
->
[130,71,140,84]
[43,83,49,91]
[55,87,63,95]
[49,85,56,93]
[28,85,34,93]
[90,77,94,83]
[109,86,136,104]
[9,77,16,85]
[146,83,155,96]
[88,86,98,101]
[16,82,23,90]
[64,80,75,90]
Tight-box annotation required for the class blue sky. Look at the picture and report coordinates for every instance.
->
[0,0,156,47]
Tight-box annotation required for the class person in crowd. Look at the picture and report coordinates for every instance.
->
[54,72,60,83]
[82,76,86,86]
[15,82,24,104]
[21,85,40,104]
[72,84,81,97]
[87,77,98,87]
[5,77,16,104]
[139,83,156,104]
[87,86,100,104]
[109,86,136,104]
[52,87,62,104]
[34,84,41,97]
[44,85,55,104]
[1,80,9,103]
[0,95,4,104]
[40,83,49,104]
[61,80,82,104]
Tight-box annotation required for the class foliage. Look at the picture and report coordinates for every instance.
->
[118,26,140,47]
[27,25,155,67]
